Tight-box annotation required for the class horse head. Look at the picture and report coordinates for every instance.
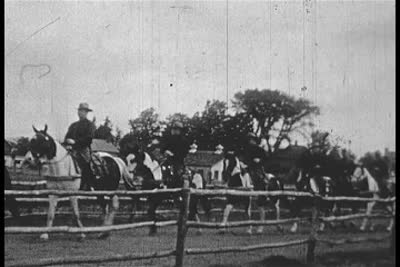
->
[30,124,56,162]
[265,173,283,191]
[349,164,370,193]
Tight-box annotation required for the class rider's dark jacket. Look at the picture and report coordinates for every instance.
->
[242,143,266,190]
[64,118,96,189]
[64,118,95,152]
[242,143,266,168]
[160,134,190,166]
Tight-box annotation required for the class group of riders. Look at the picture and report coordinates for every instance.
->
[63,103,277,195]
[5,102,395,236]
[64,103,392,197]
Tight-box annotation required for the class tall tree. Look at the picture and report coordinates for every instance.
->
[94,116,115,143]
[190,100,228,150]
[233,89,319,155]
[92,116,97,127]
[114,127,123,147]
[15,137,30,156]
[219,113,253,152]
[309,130,331,152]
[129,108,161,149]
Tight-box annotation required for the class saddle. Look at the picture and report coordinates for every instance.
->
[89,153,110,180]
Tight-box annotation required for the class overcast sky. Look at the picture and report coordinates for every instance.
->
[5,0,395,157]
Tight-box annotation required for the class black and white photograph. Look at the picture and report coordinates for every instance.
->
[4,0,395,266]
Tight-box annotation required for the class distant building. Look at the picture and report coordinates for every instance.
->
[91,139,119,156]
[184,145,225,184]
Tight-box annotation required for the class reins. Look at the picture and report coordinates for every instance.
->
[37,149,72,166]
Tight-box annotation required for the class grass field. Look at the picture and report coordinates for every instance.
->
[5,169,395,267]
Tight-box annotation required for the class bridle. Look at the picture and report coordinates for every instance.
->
[351,165,365,182]
[31,134,71,166]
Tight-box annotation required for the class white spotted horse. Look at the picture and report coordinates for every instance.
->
[29,125,129,240]
[350,163,395,232]
[119,135,190,235]
[219,152,254,234]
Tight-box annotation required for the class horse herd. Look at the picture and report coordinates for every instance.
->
[4,125,396,241]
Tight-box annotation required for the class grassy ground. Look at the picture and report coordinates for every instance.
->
[5,169,395,267]
[5,211,394,267]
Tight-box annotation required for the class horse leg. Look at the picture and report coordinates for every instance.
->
[318,208,327,232]
[99,195,119,239]
[194,214,202,235]
[246,198,253,235]
[129,197,138,223]
[330,202,337,228]
[318,201,328,232]
[97,196,108,222]
[148,197,158,236]
[274,199,284,233]
[360,201,376,232]
[70,196,85,240]
[386,202,395,232]
[189,195,202,235]
[201,196,212,222]
[290,199,300,233]
[107,195,119,225]
[40,195,58,241]
[219,204,233,234]
[256,205,265,234]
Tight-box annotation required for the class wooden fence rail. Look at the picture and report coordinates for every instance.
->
[5,220,177,234]
[320,213,393,222]
[185,239,310,255]
[190,189,396,203]
[317,235,391,246]
[187,218,305,229]
[4,187,395,267]
[4,189,182,197]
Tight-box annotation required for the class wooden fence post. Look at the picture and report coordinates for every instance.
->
[306,196,319,264]
[390,206,395,255]
[175,176,191,267]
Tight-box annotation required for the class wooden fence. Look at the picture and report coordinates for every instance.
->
[4,183,396,267]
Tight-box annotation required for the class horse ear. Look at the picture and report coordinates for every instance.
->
[32,125,39,133]
[44,124,48,134]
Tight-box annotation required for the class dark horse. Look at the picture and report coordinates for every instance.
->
[119,135,188,235]
[218,151,284,234]
[5,167,20,218]
[287,147,393,233]
[287,147,354,233]
[29,125,127,240]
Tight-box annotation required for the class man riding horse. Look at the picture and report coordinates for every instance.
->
[160,121,190,188]
[64,103,96,191]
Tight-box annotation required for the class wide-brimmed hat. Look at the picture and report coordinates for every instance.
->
[77,103,93,112]
[171,121,184,129]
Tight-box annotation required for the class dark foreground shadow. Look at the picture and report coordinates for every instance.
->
[210,248,394,267]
